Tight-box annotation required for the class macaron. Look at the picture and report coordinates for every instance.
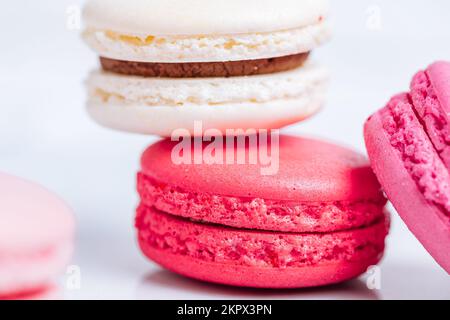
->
[364,61,450,274]
[0,173,75,298]
[82,0,330,136]
[136,135,389,288]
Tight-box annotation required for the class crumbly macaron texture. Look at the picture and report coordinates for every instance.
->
[410,61,450,169]
[138,173,386,233]
[136,206,388,288]
[137,206,387,268]
[380,94,450,215]
[140,245,376,288]
[82,0,330,62]
[364,94,450,273]
[82,22,330,63]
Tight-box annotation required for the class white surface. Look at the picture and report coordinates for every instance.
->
[83,0,329,35]
[0,0,449,299]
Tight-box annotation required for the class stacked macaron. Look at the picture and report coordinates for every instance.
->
[364,61,450,273]
[136,136,389,288]
[82,0,391,288]
[82,0,331,136]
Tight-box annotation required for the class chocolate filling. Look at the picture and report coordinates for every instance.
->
[100,52,310,78]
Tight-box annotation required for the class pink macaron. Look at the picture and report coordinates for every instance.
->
[364,61,450,274]
[136,135,389,288]
[0,172,75,298]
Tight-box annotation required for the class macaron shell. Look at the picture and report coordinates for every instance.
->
[88,96,323,137]
[83,0,330,36]
[137,206,388,288]
[428,61,450,117]
[410,61,450,169]
[141,245,378,289]
[141,136,383,202]
[364,97,450,273]
[83,22,329,63]
[138,173,386,233]
[86,63,328,136]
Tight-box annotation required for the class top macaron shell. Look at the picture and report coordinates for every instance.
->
[83,0,330,36]
[82,0,330,63]
[141,136,382,202]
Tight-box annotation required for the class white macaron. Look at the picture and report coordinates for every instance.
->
[82,0,331,136]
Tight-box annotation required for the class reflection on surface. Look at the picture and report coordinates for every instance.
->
[136,270,380,300]
[378,262,450,300]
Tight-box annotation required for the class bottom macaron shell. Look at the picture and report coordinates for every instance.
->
[87,95,323,137]
[136,206,388,289]
[86,64,328,136]
[364,96,450,273]
[0,243,73,298]
[140,244,380,289]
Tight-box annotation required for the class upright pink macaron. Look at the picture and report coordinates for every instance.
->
[136,135,389,288]
[0,172,75,298]
[364,61,450,274]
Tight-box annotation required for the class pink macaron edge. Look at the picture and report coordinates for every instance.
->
[364,93,450,273]
[410,61,450,169]
[137,173,386,233]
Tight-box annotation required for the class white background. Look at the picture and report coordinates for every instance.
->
[0,0,449,299]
